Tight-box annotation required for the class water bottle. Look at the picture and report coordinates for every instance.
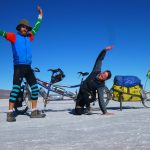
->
[39,87,47,99]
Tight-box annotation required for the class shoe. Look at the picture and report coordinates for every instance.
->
[84,107,92,115]
[7,112,16,122]
[30,110,46,118]
[75,106,84,115]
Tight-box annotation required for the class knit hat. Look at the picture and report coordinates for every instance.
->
[16,19,32,31]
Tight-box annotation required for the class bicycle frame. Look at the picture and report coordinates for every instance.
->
[35,69,90,108]
[37,78,79,100]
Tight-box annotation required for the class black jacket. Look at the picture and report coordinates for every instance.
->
[76,49,108,114]
[82,49,107,91]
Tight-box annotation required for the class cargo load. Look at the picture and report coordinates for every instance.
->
[112,76,142,101]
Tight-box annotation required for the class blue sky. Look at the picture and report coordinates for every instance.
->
[0,0,150,90]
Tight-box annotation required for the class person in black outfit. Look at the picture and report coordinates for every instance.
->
[75,45,114,115]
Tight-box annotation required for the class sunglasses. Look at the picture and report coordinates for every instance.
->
[20,25,29,30]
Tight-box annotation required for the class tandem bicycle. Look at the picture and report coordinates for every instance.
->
[14,68,89,114]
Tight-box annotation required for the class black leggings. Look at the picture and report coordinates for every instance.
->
[9,65,39,103]
[75,88,91,115]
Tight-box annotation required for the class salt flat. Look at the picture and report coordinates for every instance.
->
[0,98,150,150]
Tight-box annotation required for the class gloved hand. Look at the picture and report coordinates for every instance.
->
[0,30,6,37]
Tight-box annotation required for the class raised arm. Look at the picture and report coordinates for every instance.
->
[0,30,16,43]
[31,6,43,36]
[92,45,113,72]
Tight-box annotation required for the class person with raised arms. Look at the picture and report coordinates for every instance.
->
[0,6,46,122]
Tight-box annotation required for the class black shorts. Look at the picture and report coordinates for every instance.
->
[13,65,37,86]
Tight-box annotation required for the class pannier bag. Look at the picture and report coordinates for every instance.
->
[51,69,65,83]
[112,76,142,101]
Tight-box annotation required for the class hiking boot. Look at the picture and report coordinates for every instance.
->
[7,112,16,122]
[30,110,46,118]
[84,107,92,115]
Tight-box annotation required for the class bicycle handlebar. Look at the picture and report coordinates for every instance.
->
[78,72,89,77]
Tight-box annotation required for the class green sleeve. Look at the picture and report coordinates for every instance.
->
[0,30,6,37]
[31,16,42,36]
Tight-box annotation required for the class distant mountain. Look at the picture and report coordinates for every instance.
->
[0,89,11,99]
[0,89,65,100]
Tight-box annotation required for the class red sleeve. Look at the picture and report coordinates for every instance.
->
[5,32,16,43]
[28,32,34,42]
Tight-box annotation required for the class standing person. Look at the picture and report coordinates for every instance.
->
[75,46,114,115]
[0,6,46,122]
[147,70,150,79]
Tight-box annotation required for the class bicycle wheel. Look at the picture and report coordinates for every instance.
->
[141,90,150,108]
[14,90,31,115]
[97,86,112,107]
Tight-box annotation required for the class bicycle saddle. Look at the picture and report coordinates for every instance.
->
[48,68,62,73]
[78,72,89,77]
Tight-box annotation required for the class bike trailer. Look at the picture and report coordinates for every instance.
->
[112,75,142,102]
